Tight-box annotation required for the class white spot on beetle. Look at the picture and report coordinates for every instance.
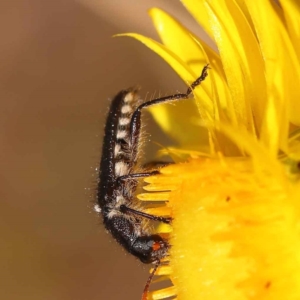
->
[115,161,128,176]
[114,144,121,156]
[116,130,127,139]
[119,118,130,126]
[124,93,133,103]
[121,104,132,114]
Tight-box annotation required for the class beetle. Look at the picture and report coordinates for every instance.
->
[96,64,209,297]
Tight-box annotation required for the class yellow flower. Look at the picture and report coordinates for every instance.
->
[119,1,300,299]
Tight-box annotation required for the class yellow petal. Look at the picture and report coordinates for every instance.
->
[149,7,239,141]
[181,0,215,40]
[116,33,212,115]
[149,7,207,75]
[148,99,209,148]
[281,1,300,59]
[116,33,213,148]
[280,0,300,126]
[245,0,300,141]
[206,0,266,137]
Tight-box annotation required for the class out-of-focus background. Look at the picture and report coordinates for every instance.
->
[0,1,208,299]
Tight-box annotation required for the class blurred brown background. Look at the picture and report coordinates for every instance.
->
[0,1,206,299]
